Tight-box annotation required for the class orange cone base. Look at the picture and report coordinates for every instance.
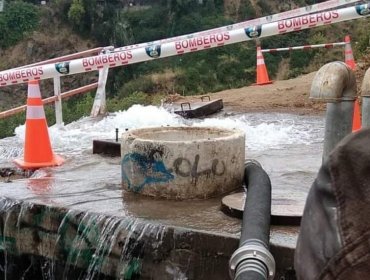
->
[346,61,356,70]
[252,81,273,86]
[13,154,65,170]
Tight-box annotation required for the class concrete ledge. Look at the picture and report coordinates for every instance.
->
[0,197,295,279]
[0,198,236,279]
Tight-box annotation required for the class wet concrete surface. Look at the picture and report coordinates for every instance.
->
[0,153,300,250]
[0,111,325,278]
[0,155,300,279]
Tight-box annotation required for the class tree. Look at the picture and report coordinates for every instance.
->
[0,1,39,48]
[68,0,85,27]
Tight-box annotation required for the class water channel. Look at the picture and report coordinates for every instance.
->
[0,105,325,279]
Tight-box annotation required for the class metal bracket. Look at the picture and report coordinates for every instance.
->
[180,102,191,111]
[200,95,211,102]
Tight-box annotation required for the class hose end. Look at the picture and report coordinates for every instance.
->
[229,240,275,280]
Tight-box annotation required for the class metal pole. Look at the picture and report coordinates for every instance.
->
[322,101,354,162]
[310,61,356,163]
[362,98,370,128]
[261,42,346,53]
[361,68,370,128]
[53,76,63,126]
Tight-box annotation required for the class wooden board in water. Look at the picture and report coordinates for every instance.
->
[221,192,304,226]
[92,139,121,157]
[174,98,223,118]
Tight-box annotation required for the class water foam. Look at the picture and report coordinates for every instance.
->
[194,113,323,151]
[1,105,324,159]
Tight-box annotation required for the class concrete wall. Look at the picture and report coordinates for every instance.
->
[0,198,237,279]
[0,197,296,279]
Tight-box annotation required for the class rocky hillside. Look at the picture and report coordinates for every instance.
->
[0,0,369,112]
[0,5,98,111]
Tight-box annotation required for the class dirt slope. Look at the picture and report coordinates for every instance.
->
[173,71,326,115]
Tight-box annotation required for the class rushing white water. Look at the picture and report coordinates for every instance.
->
[0,104,324,161]
[0,104,325,255]
[0,104,325,204]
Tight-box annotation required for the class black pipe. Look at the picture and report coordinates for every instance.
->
[241,162,271,245]
[229,161,275,280]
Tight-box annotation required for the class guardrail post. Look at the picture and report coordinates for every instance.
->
[90,66,109,117]
[91,47,113,118]
[53,76,63,126]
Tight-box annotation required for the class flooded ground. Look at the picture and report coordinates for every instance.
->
[0,105,324,248]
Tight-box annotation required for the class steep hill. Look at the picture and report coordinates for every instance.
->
[0,0,370,114]
[172,58,370,116]
[0,7,98,111]
[174,72,324,115]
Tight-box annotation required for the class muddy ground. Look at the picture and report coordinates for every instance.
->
[173,71,326,115]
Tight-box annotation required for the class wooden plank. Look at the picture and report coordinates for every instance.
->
[174,98,223,118]
[92,139,121,157]
[221,192,304,226]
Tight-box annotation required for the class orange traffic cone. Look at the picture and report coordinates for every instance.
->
[14,80,64,170]
[344,35,356,70]
[255,46,272,85]
[352,98,361,132]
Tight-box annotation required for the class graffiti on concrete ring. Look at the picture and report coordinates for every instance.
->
[172,154,226,185]
[121,151,174,192]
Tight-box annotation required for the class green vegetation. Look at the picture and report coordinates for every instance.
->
[53,0,254,96]
[0,90,158,138]
[0,1,39,48]
[0,0,369,139]
[49,0,357,95]
[67,0,85,28]
[0,113,25,137]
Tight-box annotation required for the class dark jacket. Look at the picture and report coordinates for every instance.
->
[295,128,370,280]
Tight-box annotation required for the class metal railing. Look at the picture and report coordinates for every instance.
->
[0,83,98,119]
[0,47,112,123]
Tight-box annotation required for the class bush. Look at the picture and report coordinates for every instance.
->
[107,92,150,112]
[0,1,39,48]
[239,0,256,20]
[62,93,95,123]
[117,77,155,98]
[68,0,85,27]
[257,0,272,15]
[0,113,25,138]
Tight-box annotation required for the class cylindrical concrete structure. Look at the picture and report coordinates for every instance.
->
[121,126,245,199]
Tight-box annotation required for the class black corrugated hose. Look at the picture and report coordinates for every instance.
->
[229,161,275,280]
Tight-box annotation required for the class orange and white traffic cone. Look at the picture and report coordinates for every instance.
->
[14,80,64,170]
[352,98,361,132]
[255,46,272,85]
[344,35,356,70]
